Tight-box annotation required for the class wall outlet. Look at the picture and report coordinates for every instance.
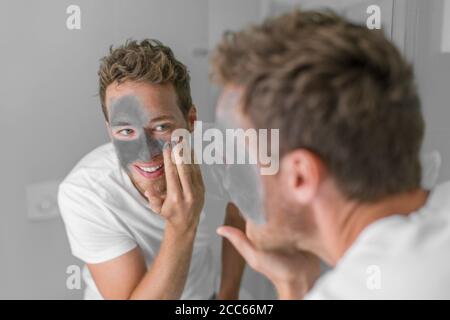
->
[26,180,61,221]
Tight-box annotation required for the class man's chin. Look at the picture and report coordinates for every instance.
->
[142,180,166,197]
[248,226,290,252]
[129,172,167,199]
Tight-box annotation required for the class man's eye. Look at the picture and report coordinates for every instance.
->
[154,124,170,132]
[118,128,135,136]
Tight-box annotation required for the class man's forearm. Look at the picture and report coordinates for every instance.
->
[130,225,197,299]
[218,203,246,299]
[219,235,246,298]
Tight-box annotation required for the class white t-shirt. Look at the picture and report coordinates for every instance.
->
[58,143,229,299]
[306,181,450,299]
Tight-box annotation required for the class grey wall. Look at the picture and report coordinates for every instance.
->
[413,0,450,183]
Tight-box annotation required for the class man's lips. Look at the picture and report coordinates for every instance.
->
[133,162,165,179]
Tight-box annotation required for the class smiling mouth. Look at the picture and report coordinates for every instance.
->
[134,163,165,179]
[138,164,163,172]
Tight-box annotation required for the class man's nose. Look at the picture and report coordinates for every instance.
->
[137,139,152,162]
[144,134,164,160]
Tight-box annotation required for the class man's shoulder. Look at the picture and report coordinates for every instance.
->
[307,181,450,299]
[59,142,120,194]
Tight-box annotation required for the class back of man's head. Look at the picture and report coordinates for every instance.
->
[212,9,424,202]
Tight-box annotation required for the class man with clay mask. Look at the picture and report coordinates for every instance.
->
[212,10,450,300]
[58,39,246,300]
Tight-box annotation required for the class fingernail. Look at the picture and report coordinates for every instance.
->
[216,227,226,236]
[163,141,171,150]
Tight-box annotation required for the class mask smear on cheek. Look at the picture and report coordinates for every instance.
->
[109,95,166,171]
[223,161,266,224]
[214,89,267,224]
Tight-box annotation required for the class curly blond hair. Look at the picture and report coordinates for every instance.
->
[98,39,192,120]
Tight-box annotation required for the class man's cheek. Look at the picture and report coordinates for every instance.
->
[113,138,142,170]
[112,135,165,170]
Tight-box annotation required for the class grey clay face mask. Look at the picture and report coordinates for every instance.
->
[215,90,266,224]
[109,95,165,171]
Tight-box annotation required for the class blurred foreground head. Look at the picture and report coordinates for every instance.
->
[211,9,424,253]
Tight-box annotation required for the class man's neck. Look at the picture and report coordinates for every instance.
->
[318,188,429,266]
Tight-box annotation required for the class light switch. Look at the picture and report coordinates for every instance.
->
[26,180,61,221]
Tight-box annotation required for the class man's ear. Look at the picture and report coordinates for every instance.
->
[281,149,324,204]
[187,105,197,132]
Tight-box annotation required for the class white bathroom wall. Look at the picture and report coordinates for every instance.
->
[207,0,264,114]
[411,0,450,182]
